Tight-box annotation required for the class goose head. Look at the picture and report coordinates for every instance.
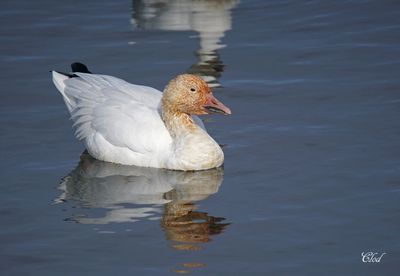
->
[162,74,231,116]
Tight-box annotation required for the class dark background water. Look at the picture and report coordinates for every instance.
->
[1,0,400,275]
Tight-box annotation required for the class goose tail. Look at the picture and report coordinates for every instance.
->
[51,62,92,113]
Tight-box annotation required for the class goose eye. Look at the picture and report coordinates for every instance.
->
[190,88,196,92]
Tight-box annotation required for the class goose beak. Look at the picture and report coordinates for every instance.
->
[204,93,231,115]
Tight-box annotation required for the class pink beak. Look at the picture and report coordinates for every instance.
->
[204,93,231,115]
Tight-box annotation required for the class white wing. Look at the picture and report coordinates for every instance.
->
[54,72,172,155]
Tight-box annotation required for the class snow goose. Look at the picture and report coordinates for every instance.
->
[52,63,231,171]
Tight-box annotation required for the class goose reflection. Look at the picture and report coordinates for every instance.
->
[56,152,229,247]
[132,0,239,87]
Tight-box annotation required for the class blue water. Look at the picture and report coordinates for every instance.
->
[1,0,400,275]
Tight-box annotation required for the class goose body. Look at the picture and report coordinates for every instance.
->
[52,63,231,171]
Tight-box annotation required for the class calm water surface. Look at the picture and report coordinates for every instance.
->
[1,0,400,275]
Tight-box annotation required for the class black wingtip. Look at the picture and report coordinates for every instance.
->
[53,70,76,78]
[71,62,92,74]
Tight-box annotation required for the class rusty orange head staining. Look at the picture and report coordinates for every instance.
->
[162,74,230,116]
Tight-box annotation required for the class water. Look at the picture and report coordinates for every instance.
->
[1,0,400,275]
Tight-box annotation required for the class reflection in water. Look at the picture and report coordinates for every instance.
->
[56,152,229,250]
[132,0,238,87]
[162,190,229,250]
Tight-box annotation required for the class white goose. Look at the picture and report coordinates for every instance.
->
[52,63,231,171]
